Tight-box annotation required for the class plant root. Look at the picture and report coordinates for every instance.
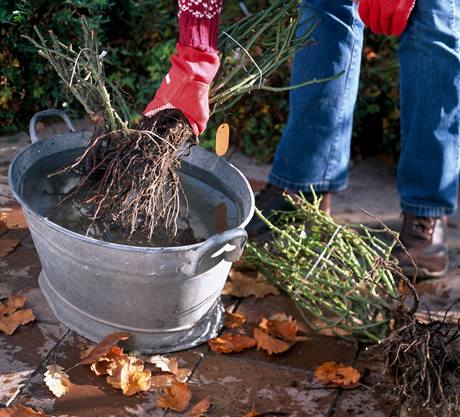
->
[382,273,460,417]
[61,109,195,240]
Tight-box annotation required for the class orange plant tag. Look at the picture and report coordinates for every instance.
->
[215,123,230,156]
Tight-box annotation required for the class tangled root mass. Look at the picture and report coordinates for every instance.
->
[62,109,196,241]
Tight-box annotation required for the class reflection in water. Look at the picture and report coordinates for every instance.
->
[21,149,239,247]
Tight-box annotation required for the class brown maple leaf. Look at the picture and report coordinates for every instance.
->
[79,332,130,365]
[253,328,292,355]
[224,311,246,329]
[0,405,50,417]
[156,379,192,412]
[223,270,279,299]
[106,354,152,396]
[0,295,26,315]
[314,361,361,386]
[90,346,124,376]
[0,305,35,336]
[44,364,71,398]
[208,332,256,353]
[185,397,211,417]
[259,314,298,342]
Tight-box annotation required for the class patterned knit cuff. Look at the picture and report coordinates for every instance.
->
[178,0,223,52]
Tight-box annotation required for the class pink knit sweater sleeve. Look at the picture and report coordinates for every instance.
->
[178,0,223,52]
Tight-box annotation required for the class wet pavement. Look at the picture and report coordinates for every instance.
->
[1,123,459,416]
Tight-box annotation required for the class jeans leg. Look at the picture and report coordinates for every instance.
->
[398,0,460,217]
[269,0,364,192]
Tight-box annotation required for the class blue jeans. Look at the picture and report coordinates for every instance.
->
[269,0,460,217]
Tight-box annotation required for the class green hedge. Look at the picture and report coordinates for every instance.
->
[0,1,400,163]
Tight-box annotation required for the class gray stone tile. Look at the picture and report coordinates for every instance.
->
[333,347,398,417]
[171,354,336,417]
[0,323,68,406]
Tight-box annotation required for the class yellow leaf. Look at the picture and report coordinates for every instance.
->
[185,397,211,417]
[208,332,256,353]
[156,379,192,412]
[106,355,151,396]
[224,311,246,329]
[314,361,361,386]
[44,364,70,398]
[253,328,292,355]
[223,270,279,298]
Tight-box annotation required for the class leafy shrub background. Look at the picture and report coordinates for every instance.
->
[0,0,400,163]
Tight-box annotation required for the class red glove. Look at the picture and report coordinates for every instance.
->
[358,0,416,36]
[143,44,220,136]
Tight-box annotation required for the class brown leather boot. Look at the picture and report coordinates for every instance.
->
[246,184,331,238]
[394,214,449,279]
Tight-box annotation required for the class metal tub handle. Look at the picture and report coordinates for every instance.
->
[29,109,77,143]
[181,228,248,277]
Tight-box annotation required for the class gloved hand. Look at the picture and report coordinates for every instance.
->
[143,44,220,136]
[358,0,416,36]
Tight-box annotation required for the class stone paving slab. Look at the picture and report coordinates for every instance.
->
[0,323,68,407]
[179,353,335,417]
[333,346,398,417]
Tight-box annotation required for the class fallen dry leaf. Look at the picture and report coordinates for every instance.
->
[185,397,211,417]
[241,410,259,417]
[106,354,151,396]
[259,314,298,343]
[150,373,177,389]
[0,308,35,335]
[314,361,361,386]
[150,374,176,390]
[0,295,26,315]
[0,237,21,257]
[79,332,130,365]
[253,328,292,355]
[90,346,124,376]
[224,311,246,329]
[0,405,50,417]
[208,332,256,353]
[147,355,190,383]
[148,355,179,374]
[156,379,192,412]
[0,206,27,229]
[44,364,70,398]
[223,270,279,298]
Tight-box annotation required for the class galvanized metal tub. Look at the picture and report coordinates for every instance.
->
[8,110,254,352]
